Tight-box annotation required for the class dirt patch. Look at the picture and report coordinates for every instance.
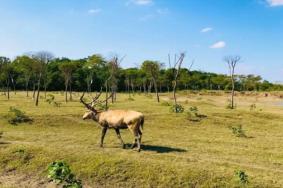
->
[0,172,57,188]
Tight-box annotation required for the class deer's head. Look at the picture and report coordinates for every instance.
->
[80,89,112,121]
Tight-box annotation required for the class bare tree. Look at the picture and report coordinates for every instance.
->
[169,53,186,111]
[224,56,241,109]
[105,56,124,108]
[32,51,53,106]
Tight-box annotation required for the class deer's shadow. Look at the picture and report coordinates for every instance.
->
[125,144,187,153]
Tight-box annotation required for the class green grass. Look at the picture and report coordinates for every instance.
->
[0,91,283,187]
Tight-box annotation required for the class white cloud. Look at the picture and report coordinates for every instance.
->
[126,0,153,6]
[267,0,283,6]
[210,41,226,49]
[201,27,213,33]
[88,9,102,15]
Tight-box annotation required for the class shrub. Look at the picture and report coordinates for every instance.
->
[186,106,207,122]
[6,107,33,125]
[235,170,248,184]
[161,101,171,106]
[226,100,236,109]
[230,124,247,138]
[170,104,184,113]
[250,103,256,111]
[47,161,82,188]
[46,94,61,107]
[127,97,135,101]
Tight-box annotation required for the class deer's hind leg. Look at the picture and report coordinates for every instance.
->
[133,124,141,152]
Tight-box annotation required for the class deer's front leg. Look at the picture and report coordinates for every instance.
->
[115,129,125,149]
[100,127,108,148]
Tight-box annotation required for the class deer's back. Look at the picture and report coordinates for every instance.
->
[99,110,143,128]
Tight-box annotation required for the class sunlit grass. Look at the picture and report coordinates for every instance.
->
[0,91,283,187]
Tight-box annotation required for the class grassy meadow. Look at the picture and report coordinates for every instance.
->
[0,91,283,187]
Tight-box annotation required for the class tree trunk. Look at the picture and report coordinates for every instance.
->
[153,79,160,103]
[44,84,47,99]
[231,75,235,109]
[35,73,42,106]
[105,81,108,110]
[25,80,29,97]
[69,82,72,101]
[173,80,177,111]
[6,78,10,100]
[65,82,68,103]
[32,82,36,99]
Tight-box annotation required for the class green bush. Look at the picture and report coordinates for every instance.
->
[250,103,256,111]
[235,170,248,184]
[47,161,82,188]
[6,107,33,125]
[170,104,184,113]
[186,106,207,122]
[226,100,236,109]
[230,124,247,138]
[161,101,171,106]
[46,94,61,107]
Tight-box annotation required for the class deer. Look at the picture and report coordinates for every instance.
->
[80,92,144,152]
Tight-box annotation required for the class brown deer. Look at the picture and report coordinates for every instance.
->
[80,92,144,152]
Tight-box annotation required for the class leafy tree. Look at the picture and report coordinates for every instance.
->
[0,57,12,99]
[59,61,77,102]
[141,60,161,102]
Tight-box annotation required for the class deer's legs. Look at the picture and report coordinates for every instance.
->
[130,138,137,149]
[100,127,108,147]
[115,129,125,149]
[136,134,141,152]
[138,129,142,145]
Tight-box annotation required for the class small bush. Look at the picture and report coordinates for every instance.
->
[46,94,61,107]
[6,107,33,125]
[47,161,82,188]
[230,124,247,138]
[250,103,256,111]
[170,104,184,113]
[161,101,171,106]
[226,100,236,109]
[186,106,207,122]
[235,170,248,184]
[127,97,135,101]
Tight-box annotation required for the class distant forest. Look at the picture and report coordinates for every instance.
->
[0,52,282,95]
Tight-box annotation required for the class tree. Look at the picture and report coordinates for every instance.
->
[224,56,241,109]
[168,53,187,112]
[33,51,54,106]
[141,61,161,102]
[0,57,12,99]
[13,56,35,97]
[59,61,77,102]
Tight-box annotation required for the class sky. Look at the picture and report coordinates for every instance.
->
[0,0,283,82]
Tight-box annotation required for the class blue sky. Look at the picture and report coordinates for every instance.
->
[0,0,283,82]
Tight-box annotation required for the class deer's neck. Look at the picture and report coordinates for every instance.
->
[93,111,102,122]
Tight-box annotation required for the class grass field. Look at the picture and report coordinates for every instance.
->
[0,91,283,187]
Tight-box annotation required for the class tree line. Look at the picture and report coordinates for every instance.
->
[0,52,282,102]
